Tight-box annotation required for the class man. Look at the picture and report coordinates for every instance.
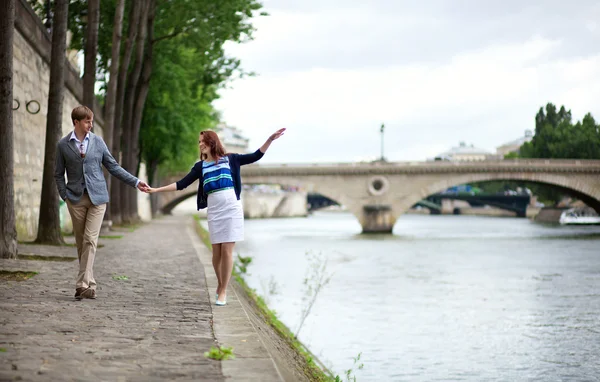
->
[55,105,149,300]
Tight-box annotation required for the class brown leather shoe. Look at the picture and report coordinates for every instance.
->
[75,288,86,300]
[81,288,96,299]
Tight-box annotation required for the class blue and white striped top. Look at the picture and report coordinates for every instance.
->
[202,157,234,194]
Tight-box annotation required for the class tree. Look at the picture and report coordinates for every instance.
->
[518,103,600,204]
[136,0,266,215]
[520,103,599,160]
[111,0,142,225]
[35,0,69,245]
[119,0,151,224]
[56,0,265,223]
[0,0,18,259]
[140,42,220,215]
[101,0,125,224]
[125,0,157,222]
[82,0,99,109]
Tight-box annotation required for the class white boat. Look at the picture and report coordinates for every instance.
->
[559,207,600,225]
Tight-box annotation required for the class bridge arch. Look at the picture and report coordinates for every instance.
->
[161,190,197,215]
[399,173,600,218]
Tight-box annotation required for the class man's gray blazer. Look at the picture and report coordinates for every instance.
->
[55,132,139,205]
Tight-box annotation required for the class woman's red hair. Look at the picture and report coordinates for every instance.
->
[200,130,226,161]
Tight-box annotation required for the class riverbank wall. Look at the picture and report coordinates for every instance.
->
[534,207,567,223]
[242,190,308,219]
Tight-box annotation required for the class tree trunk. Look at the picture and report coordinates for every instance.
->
[148,160,159,218]
[102,0,125,226]
[110,0,141,225]
[35,0,69,245]
[127,0,156,221]
[120,1,150,224]
[0,0,18,259]
[82,0,99,109]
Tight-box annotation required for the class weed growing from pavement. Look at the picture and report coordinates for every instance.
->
[0,271,38,281]
[204,346,235,361]
[99,235,124,239]
[0,348,6,352]
[112,275,129,281]
[17,254,76,262]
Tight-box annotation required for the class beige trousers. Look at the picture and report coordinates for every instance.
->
[66,192,106,290]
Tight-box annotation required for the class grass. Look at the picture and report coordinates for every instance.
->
[99,235,124,239]
[112,274,129,281]
[0,271,38,281]
[193,216,335,381]
[17,254,76,262]
[18,241,103,249]
[18,241,76,247]
[204,346,235,361]
[111,223,144,232]
[0,348,6,352]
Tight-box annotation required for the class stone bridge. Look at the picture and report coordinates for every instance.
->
[157,159,600,233]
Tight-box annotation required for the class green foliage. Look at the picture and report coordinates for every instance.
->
[333,352,364,382]
[40,0,266,182]
[235,254,253,274]
[111,274,129,281]
[140,39,219,183]
[521,103,600,160]
[140,0,266,182]
[204,346,235,361]
[471,103,600,205]
[518,103,600,203]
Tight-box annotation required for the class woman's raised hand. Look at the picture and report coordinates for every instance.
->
[268,128,286,142]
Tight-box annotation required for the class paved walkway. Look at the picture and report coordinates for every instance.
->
[0,215,284,382]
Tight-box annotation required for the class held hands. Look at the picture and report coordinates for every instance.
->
[268,128,286,142]
[137,181,151,193]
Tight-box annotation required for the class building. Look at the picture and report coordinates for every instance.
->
[216,123,250,153]
[432,142,495,162]
[496,130,533,157]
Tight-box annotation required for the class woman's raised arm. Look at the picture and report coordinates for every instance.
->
[259,128,286,154]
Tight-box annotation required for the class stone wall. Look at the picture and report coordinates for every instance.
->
[12,0,105,240]
[534,208,567,224]
[242,190,308,219]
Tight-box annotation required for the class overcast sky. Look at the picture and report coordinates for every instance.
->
[213,0,600,163]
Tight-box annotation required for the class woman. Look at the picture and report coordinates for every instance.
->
[148,128,285,306]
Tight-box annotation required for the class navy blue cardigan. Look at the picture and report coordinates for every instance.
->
[175,149,265,210]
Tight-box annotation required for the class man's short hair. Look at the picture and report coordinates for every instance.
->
[71,105,93,124]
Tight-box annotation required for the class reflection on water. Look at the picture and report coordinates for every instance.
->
[230,212,600,381]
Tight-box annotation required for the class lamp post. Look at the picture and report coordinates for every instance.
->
[380,123,385,161]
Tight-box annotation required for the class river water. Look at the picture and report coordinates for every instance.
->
[188,204,600,381]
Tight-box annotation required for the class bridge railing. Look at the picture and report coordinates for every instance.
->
[246,159,600,168]
[238,159,600,176]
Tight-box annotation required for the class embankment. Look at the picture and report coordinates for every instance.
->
[193,218,334,382]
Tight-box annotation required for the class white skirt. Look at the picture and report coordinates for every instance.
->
[207,188,244,244]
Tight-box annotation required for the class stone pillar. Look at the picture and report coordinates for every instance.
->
[360,205,395,233]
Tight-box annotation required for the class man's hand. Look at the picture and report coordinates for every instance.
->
[137,181,151,193]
